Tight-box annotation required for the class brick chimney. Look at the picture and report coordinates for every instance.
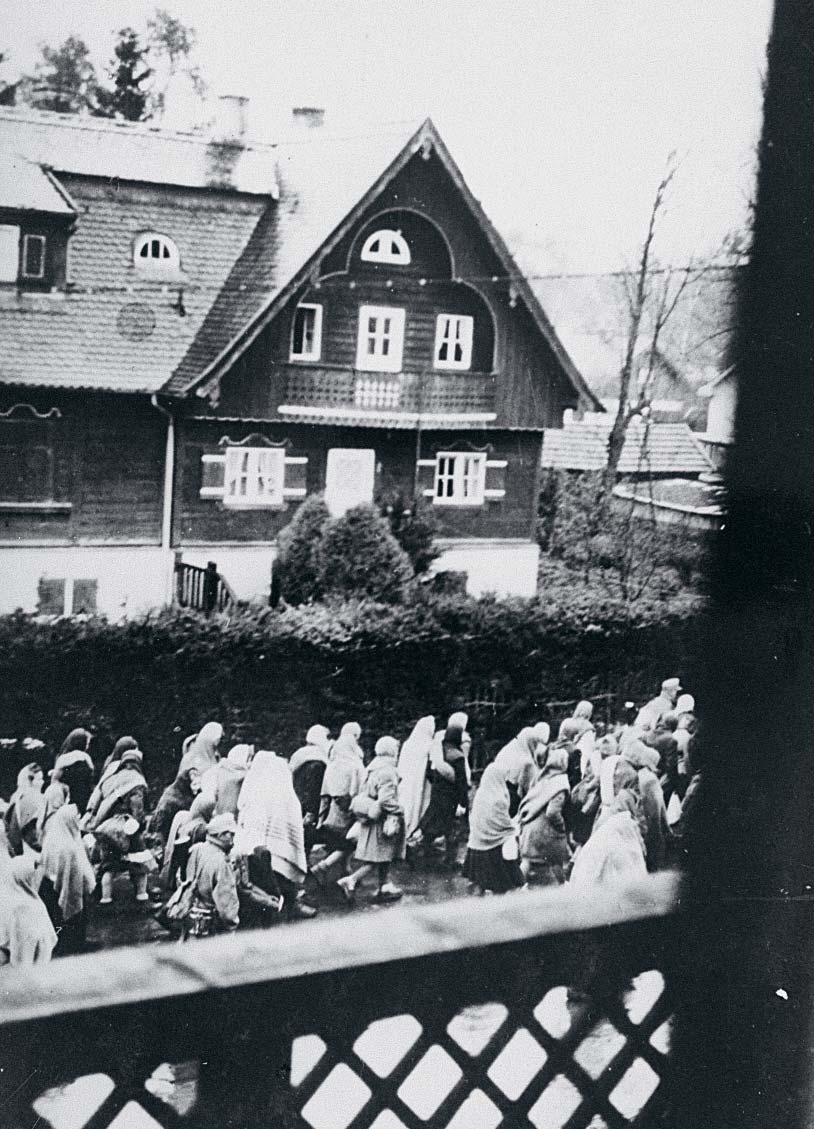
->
[212,95,249,142]
[291,106,325,130]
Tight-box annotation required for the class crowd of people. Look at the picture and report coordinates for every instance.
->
[0,676,701,968]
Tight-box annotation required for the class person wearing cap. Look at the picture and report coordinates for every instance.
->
[181,812,240,938]
[635,678,682,733]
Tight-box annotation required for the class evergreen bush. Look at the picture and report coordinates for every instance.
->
[274,494,331,605]
[317,504,415,603]
[378,492,440,575]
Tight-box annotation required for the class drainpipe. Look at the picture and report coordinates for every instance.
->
[150,393,175,605]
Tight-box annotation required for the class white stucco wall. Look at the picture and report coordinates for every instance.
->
[432,539,540,598]
[179,544,275,603]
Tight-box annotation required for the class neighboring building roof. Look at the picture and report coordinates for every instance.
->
[541,416,712,475]
[0,152,76,215]
[0,107,279,195]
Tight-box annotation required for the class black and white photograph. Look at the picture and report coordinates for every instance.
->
[2,2,811,1127]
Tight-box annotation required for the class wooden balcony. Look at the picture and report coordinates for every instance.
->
[0,873,681,1128]
[281,364,497,418]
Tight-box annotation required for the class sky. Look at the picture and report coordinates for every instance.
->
[3,2,774,273]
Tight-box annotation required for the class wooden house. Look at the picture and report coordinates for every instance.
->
[0,104,596,616]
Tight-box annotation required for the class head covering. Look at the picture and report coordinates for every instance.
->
[0,856,58,965]
[661,678,682,693]
[102,735,138,774]
[179,722,224,776]
[59,728,92,757]
[374,735,400,760]
[532,722,551,745]
[621,738,661,774]
[557,718,583,743]
[289,728,331,775]
[569,800,646,889]
[443,724,465,753]
[208,812,237,837]
[598,734,619,758]
[322,726,365,799]
[226,744,252,770]
[467,762,517,852]
[117,750,143,772]
[15,789,45,836]
[448,711,469,731]
[14,763,43,794]
[190,793,216,822]
[573,701,594,721]
[398,716,435,837]
[307,725,331,754]
[676,694,695,715]
[40,804,95,921]
[517,747,570,825]
[235,751,306,879]
[37,782,69,838]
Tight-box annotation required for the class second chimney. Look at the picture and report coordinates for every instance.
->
[291,106,326,130]
[213,94,250,142]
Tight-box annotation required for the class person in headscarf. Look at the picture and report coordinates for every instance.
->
[571,701,599,782]
[92,736,139,801]
[337,736,405,903]
[397,715,436,840]
[178,722,224,783]
[635,678,682,732]
[212,744,253,818]
[645,713,680,806]
[148,765,198,848]
[0,855,58,966]
[38,803,96,954]
[37,781,69,843]
[673,707,697,800]
[569,734,621,846]
[86,748,151,904]
[235,750,316,920]
[4,763,44,856]
[416,723,470,864]
[556,718,587,790]
[181,812,240,939]
[429,711,472,786]
[518,746,572,885]
[569,790,647,889]
[289,727,331,848]
[621,738,670,871]
[463,762,525,894]
[160,792,215,892]
[52,729,95,815]
[494,726,546,816]
[311,723,365,882]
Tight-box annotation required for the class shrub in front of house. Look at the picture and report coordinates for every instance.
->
[274,494,331,605]
[378,492,440,575]
[317,503,415,604]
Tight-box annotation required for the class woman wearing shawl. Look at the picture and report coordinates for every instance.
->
[311,723,366,881]
[570,734,623,845]
[39,803,95,954]
[235,750,316,920]
[181,812,240,939]
[572,701,599,783]
[4,763,44,856]
[414,723,470,863]
[290,726,331,848]
[463,762,525,894]
[90,736,138,810]
[338,736,405,903]
[212,744,253,818]
[620,738,670,871]
[149,766,198,848]
[569,790,647,889]
[555,718,586,790]
[37,781,69,843]
[0,856,58,966]
[53,729,95,815]
[494,725,547,816]
[86,748,151,904]
[178,722,224,782]
[160,793,215,892]
[518,747,572,885]
[398,715,436,840]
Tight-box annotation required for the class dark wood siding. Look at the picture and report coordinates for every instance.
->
[175,418,540,544]
[0,391,164,544]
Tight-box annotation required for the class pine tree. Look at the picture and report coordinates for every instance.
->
[95,28,152,122]
[24,36,97,114]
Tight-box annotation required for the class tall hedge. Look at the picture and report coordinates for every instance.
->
[0,583,703,795]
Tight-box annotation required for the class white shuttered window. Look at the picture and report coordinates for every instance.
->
[224,447,285,507]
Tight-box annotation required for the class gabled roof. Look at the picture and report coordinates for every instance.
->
[542,416,712,475]
[166,118,597,409]
[0,152,76,215]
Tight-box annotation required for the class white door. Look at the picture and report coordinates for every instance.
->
[325,448,376,516]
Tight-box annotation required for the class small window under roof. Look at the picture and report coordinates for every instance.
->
[361,229,411,266]
[133,232,180,274]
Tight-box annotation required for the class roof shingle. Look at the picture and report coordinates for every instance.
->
[541,417,712,475]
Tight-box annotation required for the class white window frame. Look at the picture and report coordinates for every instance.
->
[432,451,486,507]
[224,446,285,508]
[289,303,323,361]
[133,232,180,274]
[21,234,46,280]
[0,224,20,283]
[434,314,474,370]
[355,305,405,373]
[360,228,411,265]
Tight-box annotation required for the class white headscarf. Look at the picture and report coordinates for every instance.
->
[235,750,306,879]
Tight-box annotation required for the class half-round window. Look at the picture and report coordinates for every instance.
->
[133,232,180,273]
[361,229,411,265]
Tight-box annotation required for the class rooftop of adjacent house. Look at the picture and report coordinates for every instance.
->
[541,414,712,476]
[0,151,76,215]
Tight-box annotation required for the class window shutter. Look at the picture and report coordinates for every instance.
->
[37,577,66,616]
[200,453,226,499]
[72,579,98,615]
[283,455,308,499]
[416,457,437,501]
[484,458,507,501]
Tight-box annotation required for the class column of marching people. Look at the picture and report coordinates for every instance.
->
[0,676,700,967]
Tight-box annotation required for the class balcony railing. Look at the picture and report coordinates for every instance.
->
[0,872,680,1129]
[281,364,497,416]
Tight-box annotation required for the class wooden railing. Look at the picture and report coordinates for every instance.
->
[282,364,497,416]
[173,554,236,615]
[0,873,680,1129]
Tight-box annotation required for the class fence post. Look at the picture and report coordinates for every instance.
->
[173,550,183,606]
[203,561,218,615]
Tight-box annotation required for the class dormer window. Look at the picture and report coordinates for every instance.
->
[134,232,179,274]
[22,234,46,280]
[361,229,411,266]
[290,303,323,361]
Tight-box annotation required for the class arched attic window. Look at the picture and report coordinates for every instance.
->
[361,228,411,265]
[133,232,180,274]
